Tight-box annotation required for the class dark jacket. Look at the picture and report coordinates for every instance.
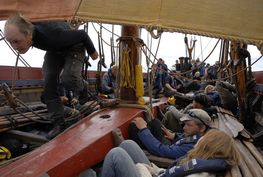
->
[32,21,96,54]
[158,159,229,177]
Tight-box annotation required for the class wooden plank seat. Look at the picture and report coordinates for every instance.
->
[215,107,263,177]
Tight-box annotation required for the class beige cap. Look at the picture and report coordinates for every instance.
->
[180,109,212,127]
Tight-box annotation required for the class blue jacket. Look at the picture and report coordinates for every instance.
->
[138,129,200,159]
[158,159,229,177]
[207,91,221,106]
[101,69,116,94]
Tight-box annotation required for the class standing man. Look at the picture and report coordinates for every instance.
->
[4,14,98,138]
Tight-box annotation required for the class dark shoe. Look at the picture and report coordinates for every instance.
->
[47,124,64,139]
[112,128,124,147]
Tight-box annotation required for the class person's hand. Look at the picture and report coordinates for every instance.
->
[133,117,147,130]
[71,98,79,105]
[90,51,98,60]
[161,126,176,140]
[60,96,68,104]
[143,163,164,175]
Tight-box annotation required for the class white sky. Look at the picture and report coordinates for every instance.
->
[0,20,262,72]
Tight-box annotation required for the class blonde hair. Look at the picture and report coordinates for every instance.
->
[181,129,240,166]
[5,14,34,35]
[204,85,215,94]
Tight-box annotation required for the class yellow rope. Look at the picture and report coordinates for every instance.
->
[120,48,135,88]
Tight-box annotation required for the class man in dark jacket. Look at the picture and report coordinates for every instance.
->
[4,14,98,138]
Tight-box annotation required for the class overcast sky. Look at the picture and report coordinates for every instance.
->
[0,21,262,72]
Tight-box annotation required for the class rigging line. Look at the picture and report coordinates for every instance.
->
[141,38,160,64]
[139,42,193,85]
[16,99,51,121]
[91,23,119,48]
[0,30,30,67]
[72,0,83,20]
[173,39,221,76]
[140,45,196,83]
[199,36,203,60]
[251,55,263,66]
[144,39,220,75]
[197,38,213,59]
[210,55,263,82]
[98,23,120,38]
[193,36,196,59]
[14,108,51,124]
[154,33,162,59]
[11,54,19,89]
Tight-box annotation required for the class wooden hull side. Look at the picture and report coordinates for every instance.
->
[0,66,100,84]
[0,98,166,177]
[253,71,263,84]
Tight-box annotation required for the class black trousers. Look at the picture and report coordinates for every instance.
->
[42,45,85,123]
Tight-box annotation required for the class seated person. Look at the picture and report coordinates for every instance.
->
[204,85,221,106]
[129,109,212,159]
[100,129,240,177]
[152,64,166,98]
[215,81,237,115]
[101,65,117,96]
[163,71,183,97]
[193,71,201,81]
[163,93,216,132]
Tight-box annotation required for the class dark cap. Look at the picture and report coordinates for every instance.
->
[194,93,211,108]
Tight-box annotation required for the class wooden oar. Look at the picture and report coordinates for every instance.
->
[6,130,49,144]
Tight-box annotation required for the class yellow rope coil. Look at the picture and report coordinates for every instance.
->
[0,146,11,160]
[120,48,135,88]
[135,65,144,97]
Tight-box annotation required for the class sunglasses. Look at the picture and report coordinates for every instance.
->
[188,111,208,126]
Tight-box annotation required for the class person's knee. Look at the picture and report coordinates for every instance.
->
[164,111,174,120]
[107,147,127,160]
[119,140,137,149]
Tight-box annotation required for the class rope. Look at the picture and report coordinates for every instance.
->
[0,30,30,67]
[5,115,18,129]
[119,47,135,88]
[143,25,263,47]
[91,23,119,48]
[179,39,221,76]
[16,99,51,121]
[14,108,51,124]
[154,34,162,59]
[11,54,19,89]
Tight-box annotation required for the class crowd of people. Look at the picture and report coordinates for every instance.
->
[3,14,241,177]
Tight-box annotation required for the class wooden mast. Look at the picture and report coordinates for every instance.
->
[230,42,247,123]
[119,26,140,101]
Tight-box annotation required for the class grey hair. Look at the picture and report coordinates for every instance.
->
[5,14,34,35]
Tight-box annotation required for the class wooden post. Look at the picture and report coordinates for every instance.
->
[230,41,247,123]
[119,26,140,101]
